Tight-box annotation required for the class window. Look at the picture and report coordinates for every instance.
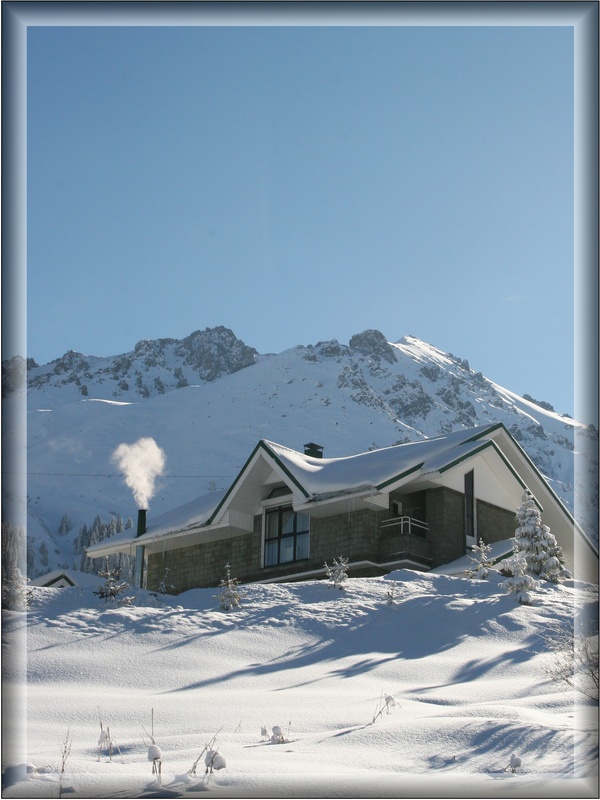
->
[264,506,310,567]
[465,469,475,542]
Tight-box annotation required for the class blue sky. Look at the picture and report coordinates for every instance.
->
[26,18,577,414]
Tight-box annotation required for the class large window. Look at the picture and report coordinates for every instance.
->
[264,506,310,567]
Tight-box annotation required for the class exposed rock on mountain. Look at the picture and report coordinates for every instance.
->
[349,329,398,363]
[22,326,258,400]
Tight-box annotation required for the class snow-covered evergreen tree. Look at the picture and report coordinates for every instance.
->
[157,567,175,595]
[1,566,29,611]
[464,538,494,580]
[215,563,242,611]
[324,555,349,589]
[508,491,570,583]
[94,559,129,603]
[58,514,73,535]
[501,555,540,605]
[38,541,49,568]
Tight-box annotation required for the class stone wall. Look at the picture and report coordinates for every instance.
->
[476,499,517,544]
[146,492,519,592]
[147,506,383,592]
[427,487,466,567]
[146,520,262,593]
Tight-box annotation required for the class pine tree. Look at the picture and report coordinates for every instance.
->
[94,558,129,603]
[464,538,494,580]
[215,563,242,611]
[38,541,49,567]
[324,555,349,589]
[58,514,73,535]
[501,555,540,605]
[509,491,570,583]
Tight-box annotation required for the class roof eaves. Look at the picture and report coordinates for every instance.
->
[437,440,493,473]
[308,484,375,503]
[376,462,424,492]
[463,421,505,443]
[373,425,504,493]
[490,424,580,524]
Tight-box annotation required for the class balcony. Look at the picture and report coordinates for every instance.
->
[379,516,431,565]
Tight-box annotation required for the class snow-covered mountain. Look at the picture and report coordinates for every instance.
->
[3,327,597,578]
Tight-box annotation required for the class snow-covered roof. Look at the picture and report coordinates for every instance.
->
[261,424,499,498]
[87,489,227,555]
[29,569,101,588]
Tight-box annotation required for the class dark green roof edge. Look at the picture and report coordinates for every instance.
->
[206,440,310,525]
[374,424,501,493]
[262,444,311,499]
[206,440,264,524]
[476,423,597,554]
[437,440,493,474]
[45,573,76,587]
[376,462,424,492]
[438,438,541,509]
[463,421,505,443]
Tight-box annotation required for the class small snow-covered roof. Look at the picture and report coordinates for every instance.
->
[145,489,228,538]
[29,569,101,588]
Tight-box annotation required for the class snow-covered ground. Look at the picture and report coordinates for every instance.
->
[2,566,598,798]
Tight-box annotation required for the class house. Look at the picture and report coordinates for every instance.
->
[29,569,101,589]
[87,423,598,590]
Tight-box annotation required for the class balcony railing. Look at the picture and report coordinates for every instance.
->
[379,515,431,565]
[380,515,429,538]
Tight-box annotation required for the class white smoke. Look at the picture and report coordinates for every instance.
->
[110,437,166,509]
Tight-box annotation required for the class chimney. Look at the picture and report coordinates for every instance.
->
[304,442,324,458]
[136,509,147,537]
[134,509,147,589]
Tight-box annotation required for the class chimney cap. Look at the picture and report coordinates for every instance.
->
[303,442,324,458]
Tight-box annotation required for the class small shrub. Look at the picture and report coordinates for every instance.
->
[385,583,399,604]
[215,563,242,611]
[372,693,397,723]
[543,622,599,701]
[464,538,493,580]
[58,730,72,799]
[324,556,349,590]
[156,567,175,595]
[94,559,129,603]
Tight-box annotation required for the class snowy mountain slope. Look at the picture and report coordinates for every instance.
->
[5,328,597,578]
[2,569,598,798]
